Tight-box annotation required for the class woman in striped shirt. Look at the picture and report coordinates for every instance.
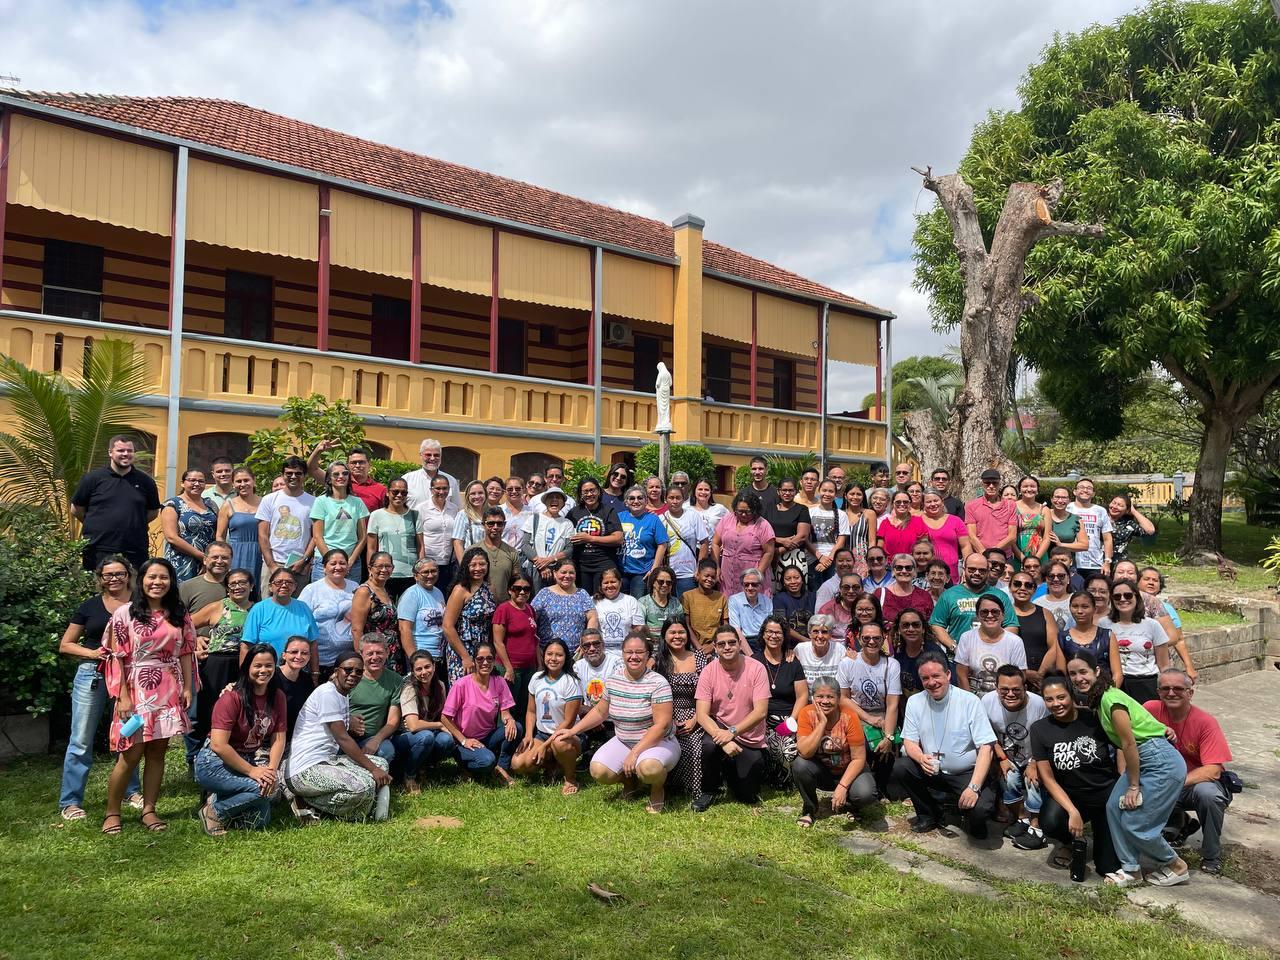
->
[552,630,679,813]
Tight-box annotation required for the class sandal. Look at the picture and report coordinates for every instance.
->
[645,800,666,814]
[796,814,814,828]
[140,809,168,832]
[561,781,580,796]
[1104,869,1142,888]
[1050,846,1073,869]
[101,813,123,835]
[61,805,87,822]
[199,799,226,838]
[1145,864,1190,887]
[125,793,145,810]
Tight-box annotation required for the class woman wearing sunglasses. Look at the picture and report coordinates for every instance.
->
[1105,579,1170,705]
[1008,571,1061,690]
[954,595,1027,696]
[283,647,392,822]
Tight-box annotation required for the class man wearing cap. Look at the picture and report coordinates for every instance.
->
[965,469,1017,553]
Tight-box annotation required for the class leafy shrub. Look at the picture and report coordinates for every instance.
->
[0,506,94,716]
[370,459,419,489]
[241,394,366,494]
[1037,439,1196,475]
[633,443,716,486]
[564,458,612,494]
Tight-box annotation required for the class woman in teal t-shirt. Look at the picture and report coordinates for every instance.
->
[310,461,370,582]
[1067,650,1189,888]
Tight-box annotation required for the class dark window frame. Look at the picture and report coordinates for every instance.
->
[42,239,104,322]
[772,356,796,410]
[705,345,733,403]
[224,270,274,343]
[497,316,526,376]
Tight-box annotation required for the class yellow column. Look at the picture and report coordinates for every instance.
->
[671,213,704,440]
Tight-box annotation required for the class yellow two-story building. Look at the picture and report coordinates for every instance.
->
[0,90,893,494]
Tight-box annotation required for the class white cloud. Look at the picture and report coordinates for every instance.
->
[4,0,1140,403]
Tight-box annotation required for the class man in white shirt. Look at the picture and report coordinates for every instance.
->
[981,666,1049,847]
[402,438,459,512]
[890,651,997,839]
[1066,477,1113,580]
[573,628,622,753]
[256,456,316,588]
[660,484,709,598]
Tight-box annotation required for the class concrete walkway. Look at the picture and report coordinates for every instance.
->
[852,670,1280,953]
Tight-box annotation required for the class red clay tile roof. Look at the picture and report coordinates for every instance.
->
[4,91,889,316]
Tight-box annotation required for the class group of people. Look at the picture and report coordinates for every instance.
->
[58,437,1236,886]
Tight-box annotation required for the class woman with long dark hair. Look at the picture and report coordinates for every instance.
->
[195,642,287,835]
[442,547,496,683]
[1068,651,1189,887]
[512,639,584,793]
[310,460,370,582]
[393,651,452,793]
[102,557,196,834]
[1107,578,1170,705]
[654,620,712,798]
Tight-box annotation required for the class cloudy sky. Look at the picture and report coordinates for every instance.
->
[4,0,1140,410]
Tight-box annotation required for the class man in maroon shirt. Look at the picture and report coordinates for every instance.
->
[307,441,387,512]
[1145,668,1234,875]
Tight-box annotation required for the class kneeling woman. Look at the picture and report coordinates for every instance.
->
[441,641,521,784]
[195,643,287,835]
[282,648,393,821]
[1069,652,1189,887]
[792,676,876,827]
[512,639,584,794]
[552,632,679,813]
[1029,674,1120,878]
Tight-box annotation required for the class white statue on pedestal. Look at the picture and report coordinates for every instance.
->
[655,362,673,433]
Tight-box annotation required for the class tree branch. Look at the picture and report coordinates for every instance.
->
[1034,220,1105,241]
[1162,353,1213,408]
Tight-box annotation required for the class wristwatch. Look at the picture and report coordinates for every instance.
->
[967,782,981,793]
[728,725,738,736]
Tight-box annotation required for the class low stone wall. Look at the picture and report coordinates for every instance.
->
[1171,594,1279,684]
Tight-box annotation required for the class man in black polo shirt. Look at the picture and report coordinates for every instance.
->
[929,467,966,519]
[70,435,161,572]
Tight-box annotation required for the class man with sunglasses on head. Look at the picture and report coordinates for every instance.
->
[965,469,1017,554]
[929,468,966,519]
[1143,668,1234,875]
[930,554,1018,657]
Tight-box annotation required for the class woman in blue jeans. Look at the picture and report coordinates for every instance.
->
[1069,650,1190,887]
[394,651,453,792]
[195,643,288,835]
[57,556,140,820]
[441,642,521,783]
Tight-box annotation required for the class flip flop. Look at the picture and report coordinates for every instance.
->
[125,793,145,810]
[1104,869,1142,888]
[200,800,226,838]
[1050,846,1073,869]
[1145,865,1190,887]
[140,810,168,832]
[796,814,814,828]
[645,800,665,814]
[561,782,580,796]
[61,805,87,822]
[101,813,123,835]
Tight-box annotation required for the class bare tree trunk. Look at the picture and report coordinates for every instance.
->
[1181,409,1234,562]
[902,409,950,479]
[911,167,1103,495]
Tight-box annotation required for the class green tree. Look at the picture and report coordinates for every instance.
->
[0,339,152,532]
[241,394,366,493]
[913,0,1280,557]
[859,355,962,431]
[633,443,716,486]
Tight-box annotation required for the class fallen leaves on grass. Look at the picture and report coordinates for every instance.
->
[587,882,625,904]
[414,816,463,829]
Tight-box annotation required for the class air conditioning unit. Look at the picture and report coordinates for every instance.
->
[604,321,633,347]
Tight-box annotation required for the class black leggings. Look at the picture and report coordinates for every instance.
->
[700,739,765,803]
[1039,793,1119,877]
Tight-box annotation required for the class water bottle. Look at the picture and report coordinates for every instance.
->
[1070,838,1088,883]
[119,712,144,738]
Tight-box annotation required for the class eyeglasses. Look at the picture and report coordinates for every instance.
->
[977,609,1002,618]
[899,621,923,630]
[654,579,674,586]
[1158,685,1189,694]
[1112,592,1135,601]
[895,470,910,477]
[1047,573,1067,581]
[1011,580,1035,589]
[988,560,1005,569]
[867,556,885,564]
[713,640,738,649]
[474,655,495,663]
[283,470,303,478]
[840,583,858,591]
[506,486,523,493]
[101,572,129,580]
[743,580,761,588]
[389,490,408,497]
[893,564,914,572]
[626,496,644,503]
[335,665,362,675]
[580,641,602,649]
[483,520,505,527]
[510,585,531,594]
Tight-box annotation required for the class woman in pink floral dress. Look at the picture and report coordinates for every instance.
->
[713,491,777,597]
[102,558,196,834]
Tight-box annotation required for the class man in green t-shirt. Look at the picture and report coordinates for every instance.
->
[930,554,1018,654]
[348,636,402,764]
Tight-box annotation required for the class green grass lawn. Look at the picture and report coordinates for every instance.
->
[1176,609,1247,629]
[0,750,1258,960]
[1133,513,1276,592]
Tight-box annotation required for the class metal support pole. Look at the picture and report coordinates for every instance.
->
[592,246,603,464]
[819,303,829,474]
[883,316,894,463]
[164,146,189,497]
